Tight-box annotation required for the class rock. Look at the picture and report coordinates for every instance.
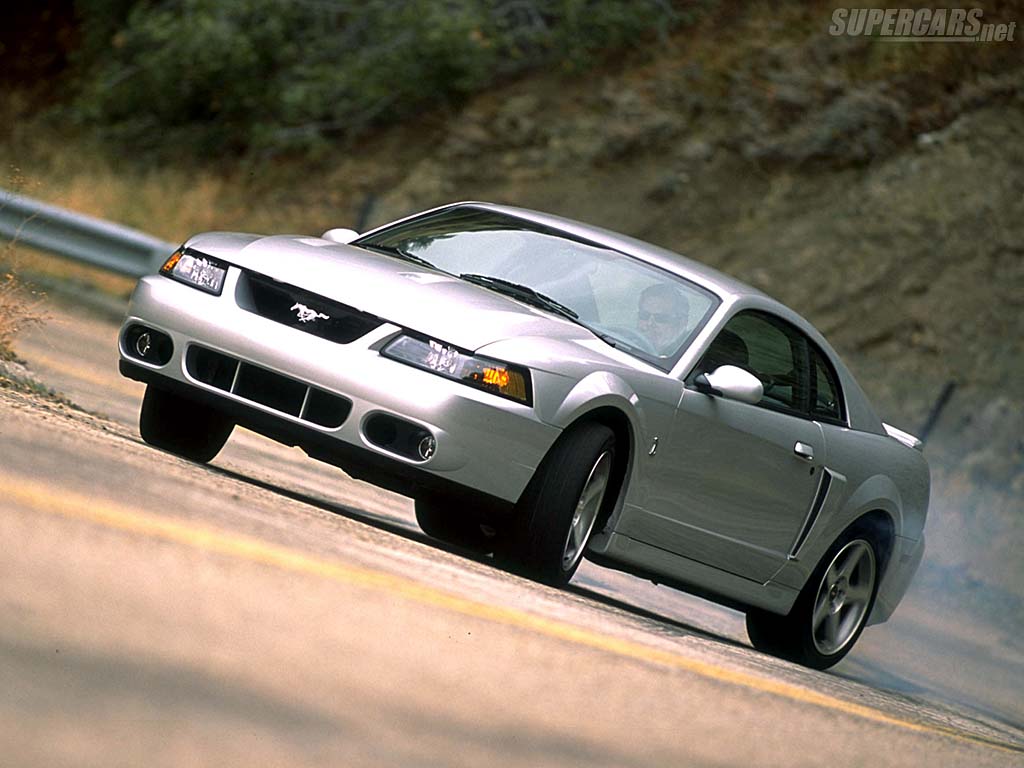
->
[916,115,970,148]
[746,85,908,166]
[596,110,681,162]
[442,120,493,159]
[680,139,713,161]
[490,93,543,146]
[646,173,681,202]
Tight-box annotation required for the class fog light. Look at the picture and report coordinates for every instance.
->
[135,332,153,357]
[364,413,437,462]
[418,435,437,461]
[123,324,173,366]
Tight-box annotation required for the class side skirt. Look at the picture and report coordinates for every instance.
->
[586,532,800,616]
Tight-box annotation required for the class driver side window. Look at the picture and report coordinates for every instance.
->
[694,310,808,414]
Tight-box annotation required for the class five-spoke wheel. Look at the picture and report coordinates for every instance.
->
[810,539,876,657]
[746,527,880,669]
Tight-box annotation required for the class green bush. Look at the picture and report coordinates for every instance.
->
[70,0,683,158]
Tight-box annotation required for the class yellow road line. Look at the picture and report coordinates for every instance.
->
[4,474,1022,756]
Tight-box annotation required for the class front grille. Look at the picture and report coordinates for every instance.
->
[186,346,351,428]
[244,271,382,344]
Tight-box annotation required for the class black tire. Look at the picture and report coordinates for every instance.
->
[139,385,234,463]
[414,496,493,553]
[746,525,881,670]
[503,422,617,586]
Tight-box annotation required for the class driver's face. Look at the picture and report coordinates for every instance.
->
[637,296,682,351]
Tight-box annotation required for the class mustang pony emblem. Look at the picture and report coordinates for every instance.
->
[291,303,330,323]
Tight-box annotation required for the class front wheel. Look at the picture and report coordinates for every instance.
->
[746,531,879,670]
[503,423,616,586]
[139,385,234,463]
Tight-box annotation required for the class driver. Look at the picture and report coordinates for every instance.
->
[637,283,689,354]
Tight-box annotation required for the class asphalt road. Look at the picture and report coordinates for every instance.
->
[2,296,1022,767]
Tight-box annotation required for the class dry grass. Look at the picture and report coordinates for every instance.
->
[0,79,441,258]
[5,101,360,237]
[0,267,45,362]
[3,243,137,299]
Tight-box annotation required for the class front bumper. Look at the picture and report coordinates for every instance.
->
[118,272,561,505]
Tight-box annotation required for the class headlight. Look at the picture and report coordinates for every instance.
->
[382,335,532,405]
[160,248,228,295]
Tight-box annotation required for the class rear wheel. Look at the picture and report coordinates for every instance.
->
[414,496,493,553]
[746,528,879,670]
[139,385,234,464]
[503,423,616,586]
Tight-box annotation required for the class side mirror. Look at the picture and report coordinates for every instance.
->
[695,365,763,405]
[322,228,360,244]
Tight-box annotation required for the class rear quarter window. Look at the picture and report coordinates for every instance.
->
[809,344,845,424]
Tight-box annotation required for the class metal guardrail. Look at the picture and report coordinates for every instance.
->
[0,188,176,278]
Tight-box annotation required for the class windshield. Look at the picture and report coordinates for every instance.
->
[354,206,720,370]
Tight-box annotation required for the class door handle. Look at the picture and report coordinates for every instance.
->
[794,442,815,461]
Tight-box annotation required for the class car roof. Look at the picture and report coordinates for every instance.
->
[364,200,832,346]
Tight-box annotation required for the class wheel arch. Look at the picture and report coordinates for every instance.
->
[566,406,634,529]
[848,509,897,579]
[798,472,905,582]
[773,494,900,597]
[524,404,636,532]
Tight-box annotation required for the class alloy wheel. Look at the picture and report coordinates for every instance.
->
[560,450,612,572]
[811,539,877,656]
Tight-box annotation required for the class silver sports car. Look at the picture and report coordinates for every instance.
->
[118,202,928,669]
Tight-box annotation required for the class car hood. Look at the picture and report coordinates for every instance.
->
[186,232,634,364]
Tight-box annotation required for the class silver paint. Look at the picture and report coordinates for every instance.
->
[119,201,928,627]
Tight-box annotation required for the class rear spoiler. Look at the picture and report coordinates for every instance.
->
[883,423,924,452]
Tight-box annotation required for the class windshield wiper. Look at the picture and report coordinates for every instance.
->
[459,273,579,319]
[457,273,622,348]
[360,243,440,271]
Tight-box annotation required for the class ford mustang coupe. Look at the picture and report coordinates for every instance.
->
[118,202,928,669]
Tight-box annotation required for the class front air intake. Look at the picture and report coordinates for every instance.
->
[186,346,351,429]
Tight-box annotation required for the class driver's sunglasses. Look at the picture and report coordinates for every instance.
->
[638,310,679,324]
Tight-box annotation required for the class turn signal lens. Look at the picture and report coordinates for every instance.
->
[160,249,183,273]
[482,367,509,388]
[472,366,527,402]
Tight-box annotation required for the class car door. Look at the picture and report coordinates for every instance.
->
[621,310,826,583]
